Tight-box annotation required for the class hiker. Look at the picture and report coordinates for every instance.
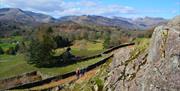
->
[80,68,86,76]
[76,68,80,79]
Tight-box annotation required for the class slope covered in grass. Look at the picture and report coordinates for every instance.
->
[0,54,104,79]
[55,40,105,57]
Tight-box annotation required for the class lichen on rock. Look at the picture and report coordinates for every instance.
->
[104,15,180,91]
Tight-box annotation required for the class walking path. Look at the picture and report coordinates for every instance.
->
[30,69,98,90]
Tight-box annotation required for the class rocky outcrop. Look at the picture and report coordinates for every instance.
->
[104,16,180,91]
[104,45,148,91]
[142,16,180,91]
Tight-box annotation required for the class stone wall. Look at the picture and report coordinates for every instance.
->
[9,55,113,90]
[0,71,42,90]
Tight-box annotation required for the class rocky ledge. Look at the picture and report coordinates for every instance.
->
[104,16,180,91]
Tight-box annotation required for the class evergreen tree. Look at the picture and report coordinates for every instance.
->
[27,26,56,67]
[53,35,71,48]
[103,34,110,48]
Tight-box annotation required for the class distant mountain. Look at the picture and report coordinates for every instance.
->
[0,8,168,31]
[112,16,133,23]
[132,17,168,30]
[0,8,56,24]
[112,16,168,30]
[59,15,137,30]
[59,15,168,30]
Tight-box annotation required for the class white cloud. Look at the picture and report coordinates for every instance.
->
[2,0,64,12]
[1,0,137,18]
[57,1,136,17]
[60,0,97,8]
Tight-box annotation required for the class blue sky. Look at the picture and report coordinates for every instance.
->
[0,0,179,19]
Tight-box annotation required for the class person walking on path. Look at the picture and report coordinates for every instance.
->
[76,68,80,79]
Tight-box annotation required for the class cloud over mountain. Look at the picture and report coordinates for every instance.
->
[1,0,179,18]
[1,0,136,18]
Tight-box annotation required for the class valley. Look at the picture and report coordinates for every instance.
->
[0,39,105,79]
[0,1,179,90]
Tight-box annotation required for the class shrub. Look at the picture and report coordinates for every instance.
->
[14,43,20,52]
[53,35,71,48]
[6,47,16,55]
[0,47,4,55]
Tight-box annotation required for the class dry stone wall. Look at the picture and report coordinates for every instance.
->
[0,71,42,90]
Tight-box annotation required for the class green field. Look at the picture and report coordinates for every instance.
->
[55,40,105,57]
[0,43,16,51]
[0,54,105,79]
[0,36,23,50]
[0,37,106,79]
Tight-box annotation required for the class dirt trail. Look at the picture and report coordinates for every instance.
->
[30,69,98,90]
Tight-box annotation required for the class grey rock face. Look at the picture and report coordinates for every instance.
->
[104,47,148,91]
[105,16,180,91]
[144,18,180,91]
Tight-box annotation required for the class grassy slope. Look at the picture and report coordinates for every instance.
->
[0,54,104,79]
[39,57,103,76]
[55,40,105,57]
[0,54,35,79]
[133,38,150,52]
[129,38,150,61]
